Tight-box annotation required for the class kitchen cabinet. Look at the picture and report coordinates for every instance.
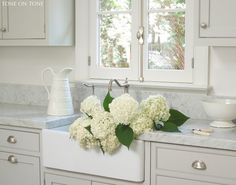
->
[151,143,236,185]
[45,173,91,185]
[0,0,74,46]
[155,176,222,185]
[1,0,45,40]
[0,126,42,185]
[0,152,40,185]
[195,0,236,45]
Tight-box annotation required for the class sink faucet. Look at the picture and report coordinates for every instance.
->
[108,78,129,93]
[83,83,95,95]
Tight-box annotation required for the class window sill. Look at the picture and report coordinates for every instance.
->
[79,79,209,93]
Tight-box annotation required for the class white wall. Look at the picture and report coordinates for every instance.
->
[0,47,75,85]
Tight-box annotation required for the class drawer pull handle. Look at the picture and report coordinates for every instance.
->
[8,155,18,164]
[7,136,17,144]
[192,160,207,170]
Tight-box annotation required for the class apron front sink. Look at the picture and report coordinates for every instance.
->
[42,126,145,182]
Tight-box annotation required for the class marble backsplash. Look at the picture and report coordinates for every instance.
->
[0,82,209,120]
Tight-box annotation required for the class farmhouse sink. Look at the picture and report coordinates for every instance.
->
[42,125,145,182]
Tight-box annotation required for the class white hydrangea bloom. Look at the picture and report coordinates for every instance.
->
[130,114,154,136]
[101,134,120,154]
[80,96,103,117]
[140,95,170,122]
[69,117,98,149]
[109,94,139,125]
[91,111,116,140]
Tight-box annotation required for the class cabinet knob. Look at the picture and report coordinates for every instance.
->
[200,23,208,29]
[1,27,6,32]
[7,136,17,144]
[8,155,18,164]
[192,160,207,170]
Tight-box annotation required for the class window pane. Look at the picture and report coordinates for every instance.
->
[99,14,131,68]
[148,12,185,70]
[149,0,186,10]
[100,0,131,11]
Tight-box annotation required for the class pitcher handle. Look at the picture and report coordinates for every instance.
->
[41,67,54,100]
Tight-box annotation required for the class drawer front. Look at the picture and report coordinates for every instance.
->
[0,129,40,152]
[156,176,222,185]
[45,173,91,185]
[0,152,40,185]
[153,144,236,180]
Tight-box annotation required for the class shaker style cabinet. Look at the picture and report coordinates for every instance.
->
[0,152,40,185]
[195,0,236,45]
[0,0,45,40]
[151,143,236,185]
[0,0,74,45]
[45,174,91,185]
[0,126,42,185]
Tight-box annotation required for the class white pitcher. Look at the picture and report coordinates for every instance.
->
[42,67,74,116]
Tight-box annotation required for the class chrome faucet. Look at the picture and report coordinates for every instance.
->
[108,78,129,93]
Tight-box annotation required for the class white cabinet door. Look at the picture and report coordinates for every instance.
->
[0,152,40,185]
[45,173,91,185]
[200,0,236,38]
[2,0,45,39]
[156,176,222,185]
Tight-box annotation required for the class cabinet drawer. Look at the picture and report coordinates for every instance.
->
[153,144,236,180]
[0,152,40,185]
[45,173,91,185]
[156,176,223,185]
[0,129,40,152]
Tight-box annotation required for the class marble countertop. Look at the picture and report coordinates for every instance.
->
[51,119,236,151]
[0,103,79,129]
[139,119,236,151]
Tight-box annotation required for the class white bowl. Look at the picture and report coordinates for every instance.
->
[202,98,236,128]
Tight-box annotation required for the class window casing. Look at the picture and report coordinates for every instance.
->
[89,0,194,83]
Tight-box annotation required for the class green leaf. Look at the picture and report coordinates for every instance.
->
[115,124,134,148]
[103,91,114,112]
[85,125,93,135]
[167,109,190,127]
[161,122,181,132]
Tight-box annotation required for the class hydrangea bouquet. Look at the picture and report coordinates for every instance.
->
[69,92,189,154]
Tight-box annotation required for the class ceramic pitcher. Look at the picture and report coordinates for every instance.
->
[41,67,74,116]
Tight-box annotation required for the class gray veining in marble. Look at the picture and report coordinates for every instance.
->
[0,103,79,129]
[139,119,236,151]
[0,82,209,119]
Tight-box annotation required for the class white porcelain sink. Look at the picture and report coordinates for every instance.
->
[42,125,145,182]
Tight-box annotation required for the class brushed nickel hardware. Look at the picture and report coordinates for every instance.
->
[88,56,91,66]
[200,23,208,29]
[83,83,95,95]
[1,27,6,32]
[8,155,18,164]
[7,136,17,144]
[136,26,144,45]
[108,78,129,93]
[192,58,194,69]
[192,160,207,170]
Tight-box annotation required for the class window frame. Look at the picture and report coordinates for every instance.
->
[75,0,209,89]
[89,0,139,80]
[142,0,193,83]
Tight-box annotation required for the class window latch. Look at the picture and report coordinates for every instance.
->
[137,26,144,45]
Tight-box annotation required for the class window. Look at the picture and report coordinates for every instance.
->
[89,0,194,83]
